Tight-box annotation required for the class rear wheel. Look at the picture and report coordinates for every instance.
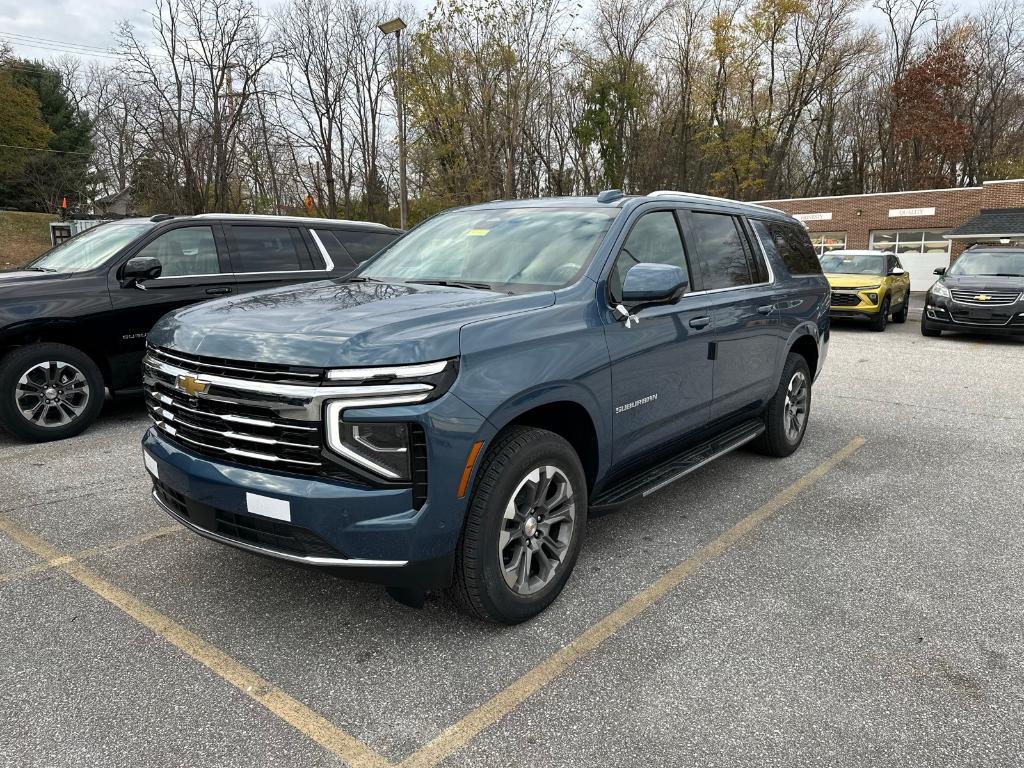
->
[870,297,890,332]
[893,292,910,323]
[449,426,587,624]
[751,353,812,458]
[0,343,104,442]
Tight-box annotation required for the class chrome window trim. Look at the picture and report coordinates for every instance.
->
[326,360,448,381]
[145,357,432,399]
[307,229,336,271]
[153,490,409,567]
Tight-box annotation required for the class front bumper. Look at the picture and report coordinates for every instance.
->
[141,391,491,588]
[828,288,884,318]
[924,297,1024,335]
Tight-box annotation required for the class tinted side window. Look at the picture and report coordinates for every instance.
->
[336,230,398,263]
[230,226,308,273]
[313,229,358,271]
[765,221,822,276]
[687,212,752,290]
[611,211,689,295]
[137,226,220,278]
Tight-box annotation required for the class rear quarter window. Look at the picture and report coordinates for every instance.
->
[753,220,822,276]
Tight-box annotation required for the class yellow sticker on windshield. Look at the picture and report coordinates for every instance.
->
[465,229,490,236]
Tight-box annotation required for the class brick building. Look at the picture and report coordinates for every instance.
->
[757,179,1024,290]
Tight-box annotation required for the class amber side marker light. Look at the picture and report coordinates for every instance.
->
[457,441,485,498]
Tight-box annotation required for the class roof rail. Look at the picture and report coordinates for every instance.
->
[596,189,624,203]
[647,190,783,213]
[150,214,174,222]
[191,213,393,229]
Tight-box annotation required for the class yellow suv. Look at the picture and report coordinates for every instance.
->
[820,249,911,331]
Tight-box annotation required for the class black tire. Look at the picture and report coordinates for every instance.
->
[751,353,812,458]
[870,297,890,332]
[893,292,910,323]
[448,426,587,624]
[920,317,941,337]
[0,343,105,442]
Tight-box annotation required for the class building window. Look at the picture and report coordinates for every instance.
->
[809,232,847,256]
[870,230,950,255]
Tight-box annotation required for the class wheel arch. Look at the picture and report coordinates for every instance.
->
[0,321,112,386]
[786,329,820,379]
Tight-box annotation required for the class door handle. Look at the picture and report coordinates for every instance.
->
[757,304,775,315]
[205,287,233,296]
[688,315,711,329]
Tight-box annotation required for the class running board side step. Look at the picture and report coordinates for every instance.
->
[590,419,765,510]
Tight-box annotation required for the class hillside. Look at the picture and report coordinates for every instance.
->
[0,211,57,271]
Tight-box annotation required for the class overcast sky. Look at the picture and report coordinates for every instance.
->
[0,0,982,63]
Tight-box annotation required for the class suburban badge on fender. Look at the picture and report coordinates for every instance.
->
[176,374,210,397]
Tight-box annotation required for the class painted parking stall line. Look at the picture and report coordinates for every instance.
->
[398,436,866,768]
[0,510,392,768]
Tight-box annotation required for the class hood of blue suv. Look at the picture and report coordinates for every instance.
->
[148,279,555,367]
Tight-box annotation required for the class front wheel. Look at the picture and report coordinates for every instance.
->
[871,298,890,332]
[751,353,812,458]
[0,343,105,442]
[448,426,587,624]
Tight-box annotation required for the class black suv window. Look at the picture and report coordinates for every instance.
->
[611,211,689,295]
[136,226,220,278]
[230,226,309,273]
[754,220,821,276]
[337,230,397,263]
[687,211,753,290]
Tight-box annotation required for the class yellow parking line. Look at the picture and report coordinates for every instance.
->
[399,436,866,768]
[0,512,392,768]
[0,524,183,585]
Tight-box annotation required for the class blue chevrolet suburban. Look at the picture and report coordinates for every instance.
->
[141,191,829,623]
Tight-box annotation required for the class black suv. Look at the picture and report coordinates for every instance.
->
[922,246,1024,337]
[0,214,400,442]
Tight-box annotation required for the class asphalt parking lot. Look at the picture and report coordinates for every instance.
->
[1,317,1022,768]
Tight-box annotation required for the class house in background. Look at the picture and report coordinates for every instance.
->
[94,188,135,217]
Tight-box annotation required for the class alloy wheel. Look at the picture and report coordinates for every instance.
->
[15,360,91,428]
[783,371,808,442]
[499,465,577,596]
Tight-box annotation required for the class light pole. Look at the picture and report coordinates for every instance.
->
[378,17,408,230]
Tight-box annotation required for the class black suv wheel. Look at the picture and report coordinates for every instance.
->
[449,426,587,624]
[870,297,890,332]
[751,353,812,458]
[0,343,105,442]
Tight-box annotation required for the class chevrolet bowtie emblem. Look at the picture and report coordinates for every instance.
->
[974,294,992,302]
[176,374,210,397]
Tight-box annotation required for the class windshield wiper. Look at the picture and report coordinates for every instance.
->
[24,266,56,272]
[346,276,384,283]
[974,273,1024,277]
[406,279,495,291]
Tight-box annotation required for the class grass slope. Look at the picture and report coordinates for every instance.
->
[0,211,57,271]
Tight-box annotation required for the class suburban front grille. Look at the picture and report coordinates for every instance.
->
[143,350,442,490]
[950,289,1021,306]
[147,345,324,385]
[153,479,344,558]
[830,291,861,307]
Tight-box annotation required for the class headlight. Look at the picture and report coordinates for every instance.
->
[327,419,411,480]
[855,284,881,291]
[930,282,951,299]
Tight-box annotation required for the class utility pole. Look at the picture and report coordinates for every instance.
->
[378,17,408,229]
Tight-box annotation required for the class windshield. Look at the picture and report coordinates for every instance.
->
[819,253,885,275]
[28,220,155,273]
[947,250,1024,277]
[357,207,619,292]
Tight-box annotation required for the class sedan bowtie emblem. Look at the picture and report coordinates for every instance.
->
[614,304,640,328]
[974,294,992,302]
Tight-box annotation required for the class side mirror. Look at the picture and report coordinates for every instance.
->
[621,263,688,306]
[121,256,162,288]
[890,267,906,276]
[933,267,946,276]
